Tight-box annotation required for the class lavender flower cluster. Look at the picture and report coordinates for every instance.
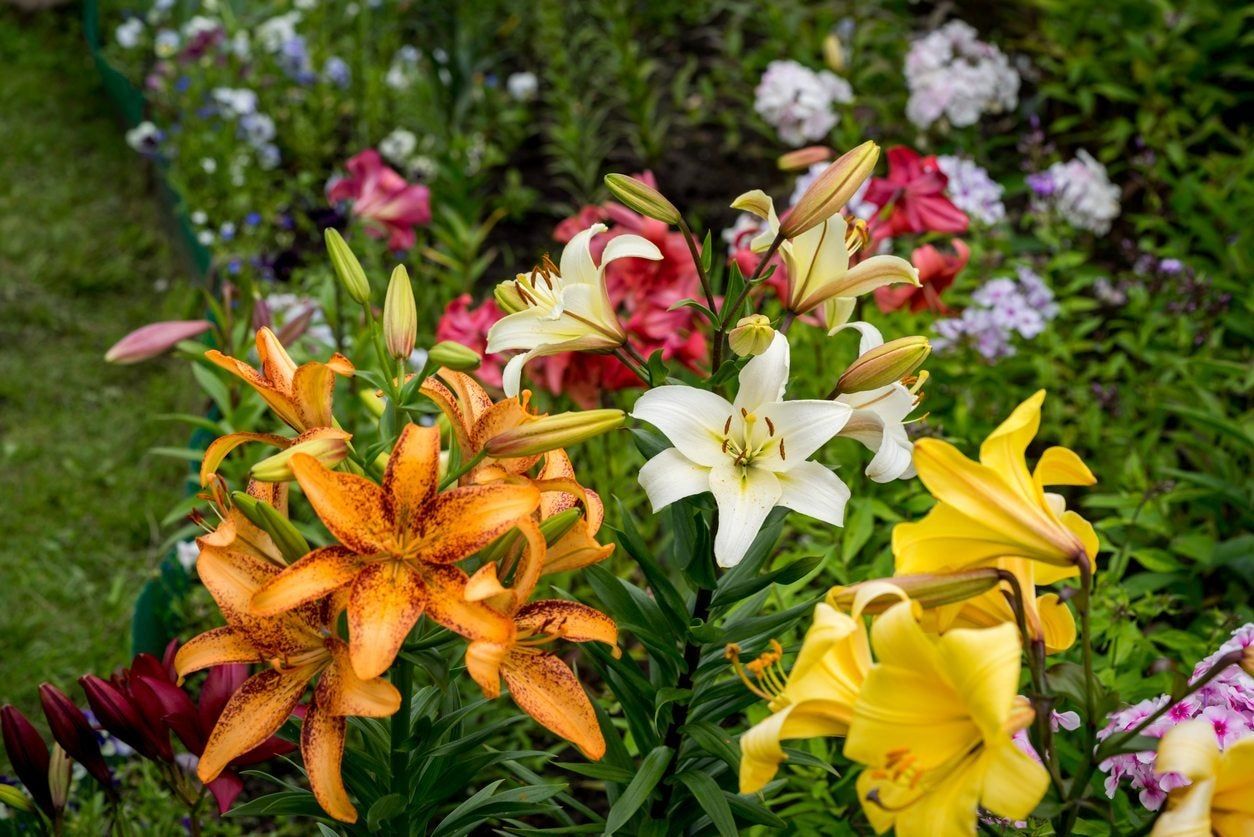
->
[904,20,1019,130]
[210,87,280,170]
[936,155,1006,225]
[754,60,853,146]
[1098,624,1254,811]
[1029,150,1121,234]
[933,266,1059,360]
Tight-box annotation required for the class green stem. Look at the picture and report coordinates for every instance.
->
[391,651,413,798]
[1059,556,1099,835]
[675,217,717,317]
[439,447,488,490]
[712,233,785,372]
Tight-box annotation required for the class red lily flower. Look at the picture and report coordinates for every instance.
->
[0,705,55,819]
[863,147,968,239]
[327,149,431,251]
[875,239,971,314]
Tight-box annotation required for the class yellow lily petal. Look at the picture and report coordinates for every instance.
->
[251,546,362,616]
[291,362,339,430]
[383,423,440,528]
[199,431,289,486]
[198,669,307,782]
[291,453,393,555]
[347,561,425,680]
[979,739,1050,821]
[740,702,854,794]
[300,701,356,823]
[501,650,605,760]
[1037,593,1077,653]
[1034,446,1096,488]
[1157,719,1222,782]
[977,390,1044,505]
[173,627,260,679]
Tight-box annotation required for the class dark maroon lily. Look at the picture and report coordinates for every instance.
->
[1,705,55,819]
[79,657,175,765]
[37,684,114,795]
[863,146,969,239]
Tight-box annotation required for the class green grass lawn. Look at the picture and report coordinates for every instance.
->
[0,6,199,715]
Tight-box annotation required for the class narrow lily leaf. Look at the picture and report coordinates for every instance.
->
[674,771,737,837]
[366,794,405,830]
[192,361,234,417]
[725,794,787,829]
[604,745,673,835]
[710,555,822,608]
[554,761,636,783]
[611,499,688,634]
[681,721,739,770]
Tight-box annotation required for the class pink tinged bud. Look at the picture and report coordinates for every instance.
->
[781,140,880,239]
[485,409,625,458]
[275,305,316,346]
[1,705,54,818]
[603,174,682,226]
[777,145,834,172]
[383,264,418,360]
[826,568,1002,614]
[104,320,212,364]
[38,684,113,793]
[836,336,931,394]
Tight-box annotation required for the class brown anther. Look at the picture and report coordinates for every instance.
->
[724,643,742,661]
[764,416,776,436]
[723,415,733,435]
[779,438,787,460]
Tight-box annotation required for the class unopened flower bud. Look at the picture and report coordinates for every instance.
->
[104,320,212,364]
[39,684,113,793]
[0,784,34,814]
[782,140,879,239]
[485,409,625,458]
[827,569,1002,614]
[384,264,417,359]
[836,336,931,394]
[494,282,527,314]
[251,430,350,482]
[823,32,845,73]
[47,745,71,814]
[428,340,482,371]
[325,227,371,305]
[728,315,776,357]
[604,174,682,226]
[1,705,53,818]
[78,676,172,763]
[778,145,834,172]
[231,490,312,564]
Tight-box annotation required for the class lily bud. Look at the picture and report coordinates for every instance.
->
[79,675,173,763]
[836,336,931,394]
[540,507,583,546]
[485,409,625,458]
[823,32,845,73]
[231,491,312,564]
[325,227,371,305]
[1,705,53,818]
[728,315,776,357]
[826,569,1002,614]
[777,145,834,172]
[428,340,482,371]
[38,684,113,793]
[384,264,418,359]
[494,282,527,314]
[604,174,682,226]
[47,745,72,815]
[104,320,212,364]
[251,430,350,482]
[782,140,879,239]
[0,784,35,814]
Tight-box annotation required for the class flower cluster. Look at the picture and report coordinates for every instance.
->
[754,60,853,146]
[1030,150,1121,234]
[1099,624,1254,810]
[934,266,1059,360]
[936,155,1006,225]
[905,20,1020,129]
[327,149,432,251]
[209,86,280,170]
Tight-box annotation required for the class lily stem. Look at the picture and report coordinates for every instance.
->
[712,233,785,372]
[439,448,487,490]
[391,649,413,799]
[676,217,718,318]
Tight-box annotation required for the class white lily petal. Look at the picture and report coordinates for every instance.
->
[501,351,533,398]
[559,283,624,346]
[486,308,589,354]
[787,217,849,311]
[836,384,918,483]
[601,234,662,266]
[735,332,790,411]
[632,385,733,468]
[753,399,852,472]
[829,321,886,354]
[559,223,607,285]
[638,448,711,511]
[794,253,918,313]
[776,461,850,527]
[708,462,782,567]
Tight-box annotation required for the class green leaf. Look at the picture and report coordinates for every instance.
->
[604,745,673,835]
[226,791,324,818]
[711,555,822,608]
[366,793,405,830]
[191,361,233,416]
[555,761,636,783]
[681,721,739,771]
[673,771,737,837]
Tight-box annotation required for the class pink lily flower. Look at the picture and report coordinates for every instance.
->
[327,149,431,251]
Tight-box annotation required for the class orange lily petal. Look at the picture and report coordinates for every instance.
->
[437,368,493,426]
[324,353,355,377]
[414,483,540,563]
[251,546,363,616]
[291,362,338,430]
[198,669,307,782]
[465,641,509,698]
[205,349,303,430]
[300,700,356,823]
[420,377,475,459]
[418,564,514,643]
[319,641,401,717]
[196,545,323,656]
[200,431,290,486]
[174,627,260,679]
[291,453,393,554]
[347,561,425,680]
[544,524,615,575]
[515,600,618,649]
[470,398,541,476]
[501,651,605,760]
[384,423,439,529]
[256,327,298,387]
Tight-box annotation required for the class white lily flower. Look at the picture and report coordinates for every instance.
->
[633,333,852,567]
[731,190,918,316]
[830,321,924,483]
[486,223,661,397]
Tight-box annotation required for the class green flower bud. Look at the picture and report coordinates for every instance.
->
[428,340,482,371]
[728,314,776,357]
[604,174,682,226]
[836,336,931,394]
[325,228,371,305]
[383,264,417,360]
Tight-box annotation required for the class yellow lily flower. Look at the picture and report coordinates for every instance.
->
[1151,719,1254,836]
[206,327,354,433]
[249,423,538,680]
[176,490,399,824]
[844,602,1049,835]
[893,390,1099,650]
[733,599,874,794]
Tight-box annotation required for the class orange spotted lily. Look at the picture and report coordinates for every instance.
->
[250,423,537,680]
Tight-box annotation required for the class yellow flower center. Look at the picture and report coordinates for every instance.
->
[720,409,786,470]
